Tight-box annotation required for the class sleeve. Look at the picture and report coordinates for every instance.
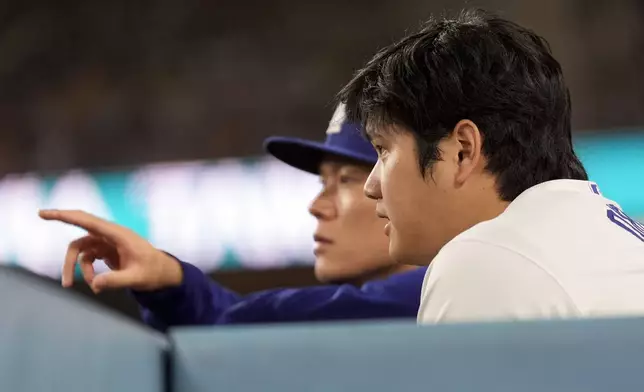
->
[417,240,580,325]
[133,261,425,330]
[212,267,425,324]
[131,261,243,331]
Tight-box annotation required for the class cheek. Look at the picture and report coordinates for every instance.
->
[343,200,391,259]
[381,157,441,240]
[339,192,383,229]
[336,195,390,257]
[430,161,457,190]
[380,157,417,214]
[379,160,395,199]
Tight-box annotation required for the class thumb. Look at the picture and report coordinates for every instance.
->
[91,270,137,293]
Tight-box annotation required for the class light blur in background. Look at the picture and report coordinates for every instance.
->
[0,0,642,279]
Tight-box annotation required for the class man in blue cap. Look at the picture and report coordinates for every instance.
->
[38,104,425,330]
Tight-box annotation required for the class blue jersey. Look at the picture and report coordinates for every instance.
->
[132,261,425,331]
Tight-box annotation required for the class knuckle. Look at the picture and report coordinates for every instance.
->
[69,235,90,248]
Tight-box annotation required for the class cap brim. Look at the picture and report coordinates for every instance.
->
[263,136,376,174]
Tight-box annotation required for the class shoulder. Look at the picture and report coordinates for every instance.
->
[418,239,579,324]
[425,238,537,286]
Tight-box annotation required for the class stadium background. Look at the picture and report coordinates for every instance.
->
[0,0,642,320]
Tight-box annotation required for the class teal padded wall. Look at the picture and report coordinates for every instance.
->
[0,267,167,392]
[171,318,644,392]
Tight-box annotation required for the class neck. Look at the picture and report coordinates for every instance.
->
[457,178,510,234]
[342,264,417,286]
[476,196,510,223]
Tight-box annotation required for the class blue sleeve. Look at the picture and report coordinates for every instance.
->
[131,261,242,331]
[132,261,425,331]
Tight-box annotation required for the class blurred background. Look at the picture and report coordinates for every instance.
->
[0,0,642,319]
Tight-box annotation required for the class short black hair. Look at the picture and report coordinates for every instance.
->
[337,9,588,201]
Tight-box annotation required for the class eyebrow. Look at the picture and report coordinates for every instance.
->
[339,164,370,174]
[364,123,383,141]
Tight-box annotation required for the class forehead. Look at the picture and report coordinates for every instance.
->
[364,121,399,140]
[318,156,372,175]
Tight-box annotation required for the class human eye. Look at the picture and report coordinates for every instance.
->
[338,166,369,186]
[372,143,388,159]
[338,174,357,184]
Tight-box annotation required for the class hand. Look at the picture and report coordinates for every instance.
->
[38,209,183,293]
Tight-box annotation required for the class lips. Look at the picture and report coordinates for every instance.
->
[313,234,333,256]
[375,209,389,220]
[313,234,333,244]
[376,205,391,236]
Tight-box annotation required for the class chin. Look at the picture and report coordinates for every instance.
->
[389,234,423,266]
[388,232,403,263]
[390,241,432,267]
[315,267,349,283]
[314,260,361,284]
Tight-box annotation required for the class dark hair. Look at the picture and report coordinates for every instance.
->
[337,9,588,201]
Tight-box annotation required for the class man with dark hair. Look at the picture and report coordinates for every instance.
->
[338,9,644,324]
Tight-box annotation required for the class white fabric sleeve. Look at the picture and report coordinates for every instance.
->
[418,240,580,324]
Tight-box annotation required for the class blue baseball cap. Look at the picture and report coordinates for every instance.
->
[263,104,377,174]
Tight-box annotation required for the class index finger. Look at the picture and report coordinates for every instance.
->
[39,209,125,243]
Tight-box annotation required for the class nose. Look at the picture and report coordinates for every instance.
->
[363,162,382,200]
[308,189,337,220]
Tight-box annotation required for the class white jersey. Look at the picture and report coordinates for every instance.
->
[418,180,644,324]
